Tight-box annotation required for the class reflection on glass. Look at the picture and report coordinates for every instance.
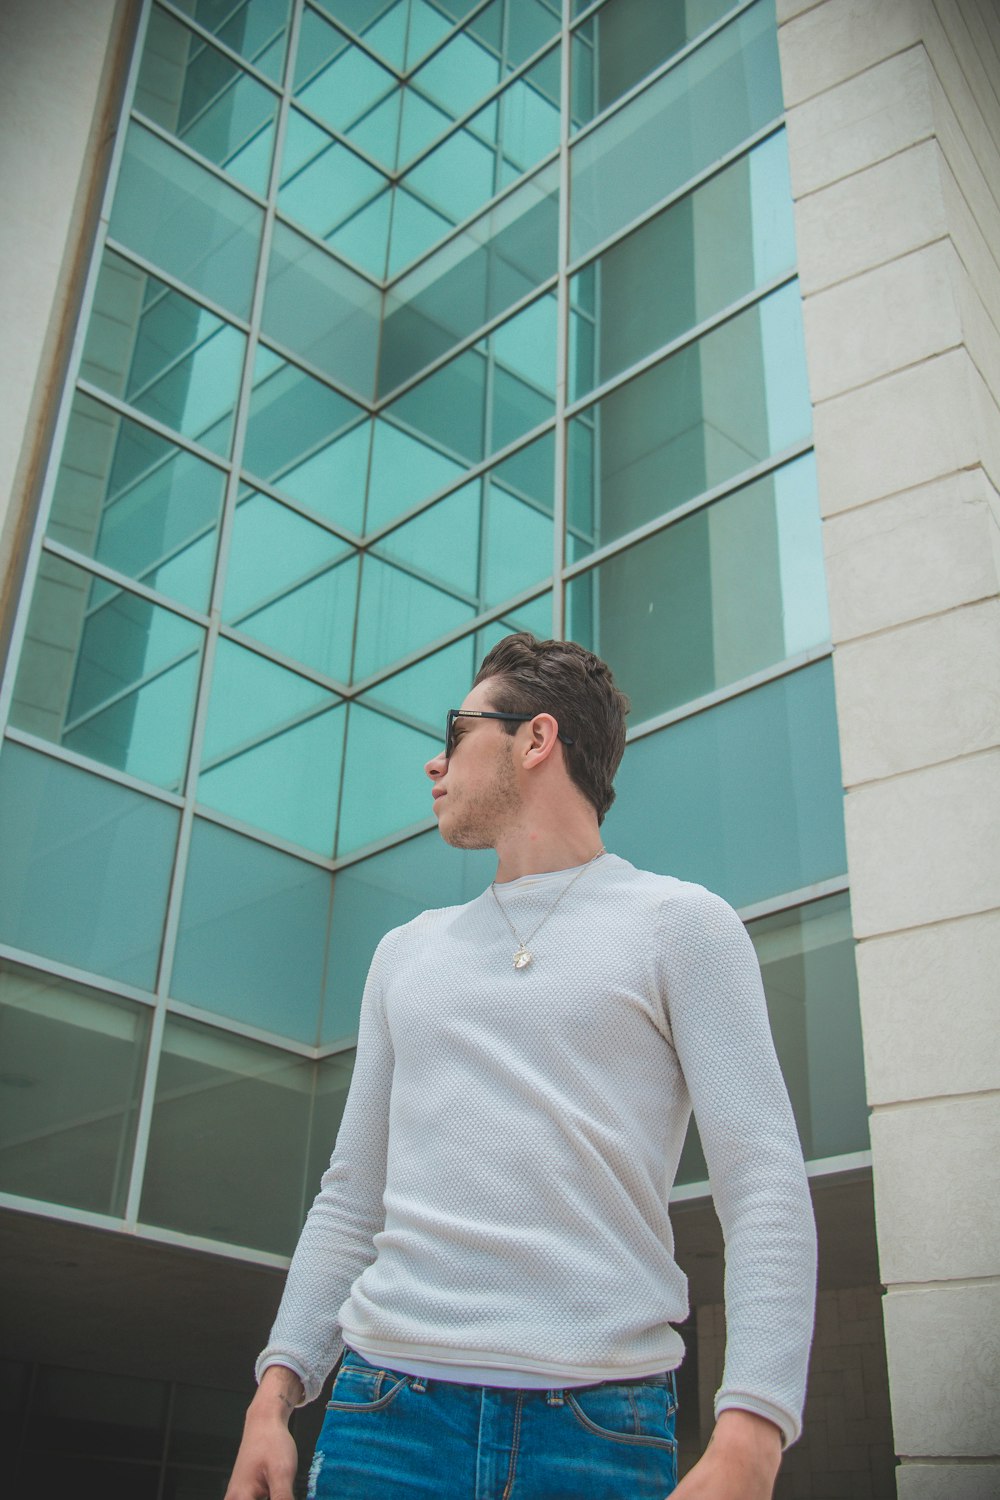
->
[171,818,332,1043]
[223,489,358,682]
[568,282,812,559]
[571,0,782,259]
[352,553,476,682]
[262,220,381,397]
[0,962,149,1215]
[369,294,557,529]
[569,132,795,402]
[47,392,226,612]
[567,456,829,723]
[571,0,735,129]
[312,0,480,72]
[676,893,867,1182]
[336,700,445,854]
[603,661,847,910]
[294,7,398,163]
[109,122,263,319]
[371,431,554,623]
[243,347,369,532]
[0,743,178,988]
[81,249,246,457]
[278,109,391,280]
[169,0,290,82]
[198,637,346,854]
[141,1016,319,1254]
[11,554,203,790]
[379,163,559,396]
[135,6,279,193]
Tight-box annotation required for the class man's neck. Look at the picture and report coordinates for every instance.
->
[493,822,605,884]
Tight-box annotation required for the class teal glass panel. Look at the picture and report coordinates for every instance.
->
[312,0,409,66]
[0,962,149,1215]
[396,87,452,167]
[336,701,449,854]
[81,249,246,458]
[401,46,560,230]
[294,8,397,156]
[567,282,812,560]
[323,830,494,1041]
[10,554,203,790]
[109,122,263,319]
[0,743,178,988]
[409,9,502,119]
[372,430,555,614]
[243,346,369,532]
[47,392,226,611]
[676,893,867,1182]
[379,163,559,396]
[571,0,734,130]
[602,661,847,910]
[278,110,392,279]
[566,455,829,725]
[198,638,346,855]
[135,7,278,194]
[169,0,290,82]
[262,221,380,398]
[223,489,358,681]
[569,131,796,402]
[171,818,331,1043]
[571,0,782,259]
[384,183,454,275]
[305,1048,356,1184]
[141,1015,317,1254]
[352,553,476,681]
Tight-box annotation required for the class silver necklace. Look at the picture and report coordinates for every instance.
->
[490,849,606,970]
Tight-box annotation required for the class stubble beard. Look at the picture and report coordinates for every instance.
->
[440,741,521,850]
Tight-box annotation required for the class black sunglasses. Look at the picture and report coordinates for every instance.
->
[444,709,575,760]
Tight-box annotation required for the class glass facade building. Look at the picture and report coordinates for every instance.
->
[0,0,884,1493]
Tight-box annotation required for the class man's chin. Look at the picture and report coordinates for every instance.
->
[438,820,493,851]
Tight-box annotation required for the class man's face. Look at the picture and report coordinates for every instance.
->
[424,680,522,849]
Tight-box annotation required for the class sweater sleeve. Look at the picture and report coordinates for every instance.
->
[255,928,399,1403]
[657,887,817,1446]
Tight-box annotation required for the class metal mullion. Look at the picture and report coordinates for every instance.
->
[565,119,785,278]
[0,0,154,746]
[233,472,364,551]
[157,0,287,92]
[737,877,851,926]
[41,538,213,628]
[317,1034,361,1060]
[75,378,234,473]
[165,997,322,1057]
[199,693,343,776]
[394,0,497,82]
[375,272,559,409]
[563,269,799,422]
[103,238,253,330]
[0,941,160,1004]
[569,0,759,151]
[569,0,607,28]
[328,816,435,874]
[624,648,834,747]
[193,801,336,871]
[124,2,306,1231]
[364,548,483,613]
[385,144,559,286]
[130,1220,292,1268]
[2,728,187,807]
[224,555,359,633]
[552,0,572,639]
[286,93,400,186]
[362,417,556,545]
[130,110,270,209]
[300,0,411,83]
[120,325,234,410]
[273,197,386,291]
[218,622,350,698]
[560,439,815,581]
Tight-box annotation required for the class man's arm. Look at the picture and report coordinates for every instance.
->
[657,885,817,1486]
[224,1366,303,1500]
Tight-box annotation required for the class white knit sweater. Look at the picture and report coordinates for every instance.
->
[257,855,816,1444]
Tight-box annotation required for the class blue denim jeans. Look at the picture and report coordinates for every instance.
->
[308,1349,678,1499]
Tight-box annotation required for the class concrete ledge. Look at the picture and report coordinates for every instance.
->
[883,1282,1000,1456]
[897,1463,1000,1500]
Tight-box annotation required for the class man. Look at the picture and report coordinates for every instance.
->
[225,633,816,1500]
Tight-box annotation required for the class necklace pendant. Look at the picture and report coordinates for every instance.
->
[513,947,533,970]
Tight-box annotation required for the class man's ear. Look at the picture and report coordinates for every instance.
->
[522,713,561,768]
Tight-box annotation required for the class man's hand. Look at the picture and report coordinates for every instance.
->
[224,1365,304,1500]
[671,1408,783,1500]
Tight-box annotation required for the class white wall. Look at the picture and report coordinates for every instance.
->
[777,2,1000,1495]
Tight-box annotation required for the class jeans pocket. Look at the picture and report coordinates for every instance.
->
[325,1362,411,1413]
[565,1381,677,1450]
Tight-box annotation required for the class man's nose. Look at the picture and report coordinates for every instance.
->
[425,749,446,779]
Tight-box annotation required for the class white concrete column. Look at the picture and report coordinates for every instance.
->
[777,2,1000,1495]
[0,0,136,660]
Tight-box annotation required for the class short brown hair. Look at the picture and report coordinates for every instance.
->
[473,633,630,823]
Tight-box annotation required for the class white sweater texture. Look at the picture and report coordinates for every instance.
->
[257,854,817,1444]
